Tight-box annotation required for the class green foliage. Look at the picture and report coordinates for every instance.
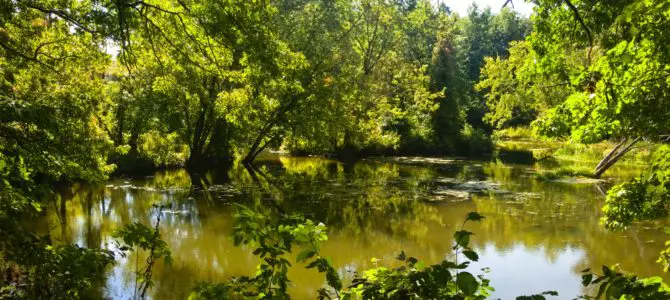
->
[529,0,670,144]
[137,130,189,167]
[1,0,115,214]
[344,212,491,299]
[455,5,531,130]
[189,204,340,299]
[1,2,118,297]
[599,145,670,292]
[113,207,172,299]
[2,0,533,172]
[113,223,172,265]
[456,124,493,156]
[602,146,670,230]
[477,41,573,129]
[342,252,492,299]
[281,0,443,156]
[534,166,594,181]
[190,209,498,299]
[479,0,669,178]
[657,236,670,273]
[0,220,115,299]
[0,1,529,298]
[492,127,534,141]
[3,0,670,298]
[551,141,654,165]
[579,266,670,300]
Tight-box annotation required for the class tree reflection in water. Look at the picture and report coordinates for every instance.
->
[31,156,668,299]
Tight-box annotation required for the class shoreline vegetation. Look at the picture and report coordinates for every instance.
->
[110,125,653,184]
[495,127,654,167]
[493,127,656,182]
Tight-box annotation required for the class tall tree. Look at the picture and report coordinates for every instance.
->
[455,5,531,130]
[530,0,670,177]
[1,2,118,297]
[477,40,575,129]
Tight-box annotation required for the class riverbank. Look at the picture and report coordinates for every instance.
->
[494,127,654,170]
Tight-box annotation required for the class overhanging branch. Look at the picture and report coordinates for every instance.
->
[563,0,594,64]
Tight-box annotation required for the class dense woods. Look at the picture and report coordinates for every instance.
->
[1,0,669,299]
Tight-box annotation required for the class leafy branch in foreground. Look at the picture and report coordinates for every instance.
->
[0,219,115,299]
[187,205,670,300]
[598,145,670,281]
[188,209,556,299]
[602,145,670,231]
[343,211,492,299]
[189,204,340,299]
[578,266,670,300]
[112,205,172,300]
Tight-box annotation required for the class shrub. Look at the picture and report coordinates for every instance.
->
[137,130,189,168]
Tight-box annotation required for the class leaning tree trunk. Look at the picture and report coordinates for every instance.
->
[593,137,641,178]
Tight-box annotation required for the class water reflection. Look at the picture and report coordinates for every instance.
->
[34,156,668,299]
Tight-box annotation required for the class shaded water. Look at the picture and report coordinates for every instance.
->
[35,156,669,299]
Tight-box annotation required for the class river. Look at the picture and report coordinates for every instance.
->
[34,155,669,299]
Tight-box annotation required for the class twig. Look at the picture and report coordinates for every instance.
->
[139,205,163,299]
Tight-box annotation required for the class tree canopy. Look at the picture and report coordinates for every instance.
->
[4,0,670,298]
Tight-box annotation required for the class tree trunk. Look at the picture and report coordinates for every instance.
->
[243,133,266,164]
[242,96,300,164]
[205,118,233,166]
[594,138,627,171]
[115,105,125,145]
[593,137,640,178]
[188,105,208,169]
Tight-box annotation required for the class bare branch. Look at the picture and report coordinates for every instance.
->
[502,0,514,9]
[0,39,58,73]
[23,2,98,34]
[563,0,594,64]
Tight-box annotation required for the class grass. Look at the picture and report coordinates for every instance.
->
[492,127,535,141]
[534,166,594,181]
[493,127,654,167]
[551,141,654,166]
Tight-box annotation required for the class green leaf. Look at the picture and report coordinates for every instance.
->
[296,249,316,263]
[462,250,479,262]
[326,268,342,290]
[407,257,418,266]
[31,202,42,212]
[305,260,319,269]
[433,267,452,284]
[602,266,612,276]
[456,272,479,296]
[453,230,473,248]
[581,273,593,286]
[605,284,622,300]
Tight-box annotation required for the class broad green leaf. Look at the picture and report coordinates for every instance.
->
[462,250,479,262]
[456,272,479,296]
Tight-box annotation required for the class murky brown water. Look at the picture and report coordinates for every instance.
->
[34,156,669,299]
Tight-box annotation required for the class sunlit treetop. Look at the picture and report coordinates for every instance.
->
[529,0,670,143]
